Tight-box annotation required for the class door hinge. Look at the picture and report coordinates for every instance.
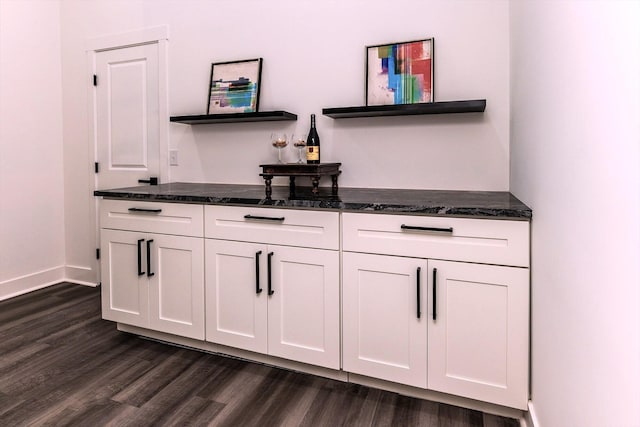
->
[94,162,99,173]
[96,248,100,260]
[93,74,98,86]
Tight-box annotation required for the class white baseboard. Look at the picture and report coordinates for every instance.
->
[0,266,66,301]
[0,265,99,301]
[65,264,99,286]
[523,401,539,427]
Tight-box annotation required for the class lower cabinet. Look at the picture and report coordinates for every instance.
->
[101,229,205,340]
[427,260,529,409]
[342,252,428,388]
[99,202,530,410]
[205,238,340,369]
[342,251,529,409]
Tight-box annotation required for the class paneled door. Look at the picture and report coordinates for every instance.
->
[205,239,269,354]
[95,43,160,190]
[147,233,205,340]
[343,252,428,388]
[267,245,340,369]
[427,259,529,409]
[100,229,149,328]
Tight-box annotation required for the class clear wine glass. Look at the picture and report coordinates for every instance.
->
[271,132,289,164]
[292,135,307,164]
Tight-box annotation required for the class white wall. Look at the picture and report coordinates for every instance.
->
[59,0,511,284]
[162,0,511,191]
[0,0,67,298]
[510,1,640,426]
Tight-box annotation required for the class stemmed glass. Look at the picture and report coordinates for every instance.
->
[292,135,307,164]
[271,133,289,164]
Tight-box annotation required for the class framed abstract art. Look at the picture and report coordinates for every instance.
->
[207,58,262,114]
[366,39,434,106]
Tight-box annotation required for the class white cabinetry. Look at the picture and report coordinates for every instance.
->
[343,252,428,388]
[204,206,340,369]
[98,197,530,410]
[427,259,529,409]
[100,200,205,340]
[342,212,530,409]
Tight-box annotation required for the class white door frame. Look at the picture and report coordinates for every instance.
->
[86,26,169,284]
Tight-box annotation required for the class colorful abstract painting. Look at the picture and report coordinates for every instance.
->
[366,39,433,106]
[208,58,262,114]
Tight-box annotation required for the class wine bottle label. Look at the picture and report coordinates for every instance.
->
[307,146,320,161]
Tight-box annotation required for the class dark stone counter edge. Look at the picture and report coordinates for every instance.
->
[94,190,532,220]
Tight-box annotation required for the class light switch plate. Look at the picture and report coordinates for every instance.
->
[169,150,179,166]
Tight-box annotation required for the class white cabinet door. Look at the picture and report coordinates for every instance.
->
[427,260,529,409]
[101,229,204,339]
[101,229,149,328]
[147,234,205,340]
[267,246,340,369]
[343,252,428,388]
[205,239,268,354]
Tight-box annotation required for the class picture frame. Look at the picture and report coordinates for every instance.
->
[207,58,262,114]
[366,38,434,106]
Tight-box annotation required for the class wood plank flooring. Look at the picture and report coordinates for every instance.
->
[0,283,520,426]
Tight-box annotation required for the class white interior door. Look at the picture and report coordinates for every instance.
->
[95,43,160,190]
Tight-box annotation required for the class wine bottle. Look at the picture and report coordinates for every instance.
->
[306,114,320,164]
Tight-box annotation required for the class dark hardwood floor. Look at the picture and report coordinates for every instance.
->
[0,283,520,426]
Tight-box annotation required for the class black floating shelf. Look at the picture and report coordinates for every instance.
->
[170,110,297,124]
[322,100,486,119]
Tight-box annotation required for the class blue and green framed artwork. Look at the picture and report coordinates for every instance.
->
[366,39,434,106]
[207,58,262,114]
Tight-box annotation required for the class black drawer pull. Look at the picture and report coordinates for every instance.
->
[267,252,274,295]
[244,215,285,222]
[128,208,162,213]
[401,224,453,233]
[146,239,154,277]
[255,251,263,294]
[416,267,421,319]
[432,268,438,321]
[137,239,145,276]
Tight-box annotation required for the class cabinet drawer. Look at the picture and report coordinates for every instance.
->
[205,206,339,250]
[100,199,204,237]
[342,213,529,267]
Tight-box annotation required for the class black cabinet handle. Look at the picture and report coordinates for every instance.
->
[137,177,158,185]
[417,267,421,319]
[401,224,453,234]
[255,251,263,294]
[146,239,154,277]
[432,268,438,321]
[244,215,285,222]
[267,252,274,295]
[137,239,145,276]
[128,207,162,213]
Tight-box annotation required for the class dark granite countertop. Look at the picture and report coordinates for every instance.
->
[94,182,532,220]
